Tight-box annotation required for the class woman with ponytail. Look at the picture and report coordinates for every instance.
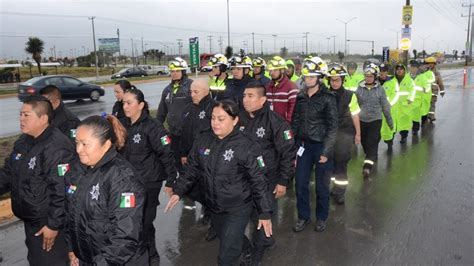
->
[65,114,148,266]
[119,87,177,265]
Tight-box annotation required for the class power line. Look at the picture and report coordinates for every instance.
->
[426,0,465,29]
[0,11,310,38]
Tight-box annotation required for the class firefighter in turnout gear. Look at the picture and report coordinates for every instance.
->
[208,54,231,101]
[326,63,361,205]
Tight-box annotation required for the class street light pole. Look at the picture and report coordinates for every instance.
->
[336,17,357,56]
[272,34,277,54]
[88,16,99,80]
[227,0,231,47]
[303,32,309,55]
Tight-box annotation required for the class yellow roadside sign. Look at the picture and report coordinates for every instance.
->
[402,5,413,25]
[400,38,411,51]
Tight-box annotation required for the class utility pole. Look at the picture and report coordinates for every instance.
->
[117,28,120,56]
[218,36,223,53]
[252,32,255,55]
[226,0,231,47]
[260,40,263,56]
[177,39,183,56]
[402,0,410,65]
[141,37,144,63]
[331,35,336,56]
[326,37,331,54]
[336,17,357,55]
[272,34,277,54]
[131,38,135,65]
[303,32,309,55]
[207,35,213,53]
[88,16,99,80]
[462,0,473,86]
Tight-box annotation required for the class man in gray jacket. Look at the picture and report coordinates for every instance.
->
[355,63,393,177]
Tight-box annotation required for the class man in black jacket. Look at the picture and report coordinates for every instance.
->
[40,85,81,140]
[239,81,296,264]
[157,57,193,173]
[291,57,338,233]
[0,96,75,265]
[178,79,216,241]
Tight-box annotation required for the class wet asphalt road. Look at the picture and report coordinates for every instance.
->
[0,69,473,265]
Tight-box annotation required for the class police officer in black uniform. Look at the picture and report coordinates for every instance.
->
[166,100,272,266]
[239,81,296,265]
[177,79,217,241]
[0,96,75,266]
[40,85,80,139]
[120,88,177,265]
[65,115,147,266]
[112,79,132,119]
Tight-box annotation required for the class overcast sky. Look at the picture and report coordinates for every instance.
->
[0,0,468,60]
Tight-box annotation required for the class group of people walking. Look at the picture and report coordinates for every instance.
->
[0,52,444,266]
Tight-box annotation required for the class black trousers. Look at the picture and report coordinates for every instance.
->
[170,134,183,174]
[250,189,277,251]
[360,120,382,169]
[211,202,253,266]
[143,184,163,259]
[333,132,354,195]
[24,223,68,266]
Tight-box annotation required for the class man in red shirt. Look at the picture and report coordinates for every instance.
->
[265,56,299,123]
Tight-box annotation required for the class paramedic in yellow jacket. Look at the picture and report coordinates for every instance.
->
[285,59,301,82]
[381,63,415,147]
[344,61,364,91]
[409,60,430,135]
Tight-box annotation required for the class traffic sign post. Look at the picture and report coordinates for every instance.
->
[189,37,200,76]
[400,38,411,51]
[402,5,413,25]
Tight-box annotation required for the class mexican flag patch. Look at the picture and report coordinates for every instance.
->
[283,130,293,140]
[160,135,171,146]
[57,164,70,176]
[120,193,136,208]
[257,156,265,168]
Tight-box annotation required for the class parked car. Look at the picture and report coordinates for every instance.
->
[111,67,148,79]
[200,65,213,72]
[138,65,170,75]
[18,75,105,102]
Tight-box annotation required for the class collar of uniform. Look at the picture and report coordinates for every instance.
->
[302,82,328,97]
[271,74,289,88]
[246,101,270,119]
[25,124,54,145]
[360,80,381,90]
[198,94,212,108]
[212,126,240,142]
[88,147,117,171]
[55,101,65,114]
[124,111,149,127]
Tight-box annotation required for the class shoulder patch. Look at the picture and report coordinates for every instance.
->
[57,163,70,176]
[120,192,136,208]
[160,135,171,145]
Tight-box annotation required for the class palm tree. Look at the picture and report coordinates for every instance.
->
[25,37,45,75]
